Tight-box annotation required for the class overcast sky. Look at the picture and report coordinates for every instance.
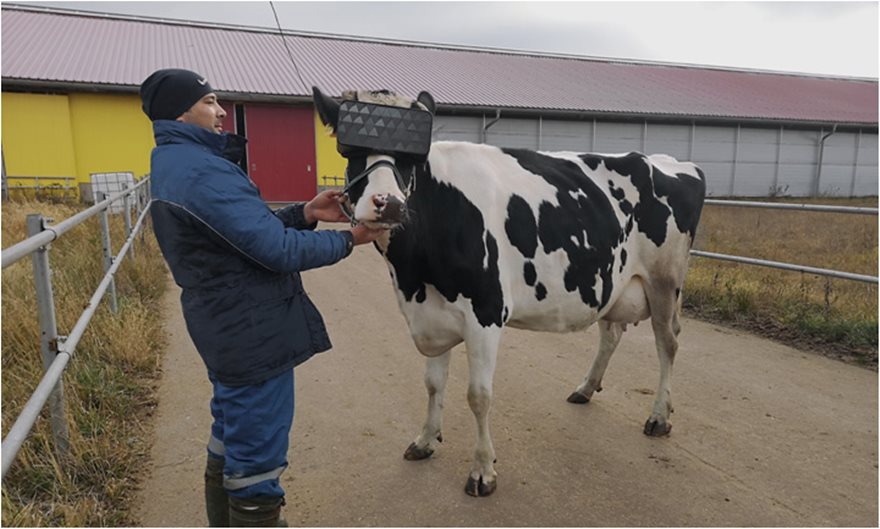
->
[22,1,879,78]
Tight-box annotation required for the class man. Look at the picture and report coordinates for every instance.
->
[140,68,385,526]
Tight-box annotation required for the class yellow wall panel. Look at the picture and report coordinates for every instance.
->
[1,92,78,181]
[314,111,347,188]
[68,93,154,183]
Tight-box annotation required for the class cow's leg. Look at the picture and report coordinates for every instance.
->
[567,320,625,404]
[672,287,683,338]
[644,284,679,437]
[404,350,452,460]
[463,327,501,497]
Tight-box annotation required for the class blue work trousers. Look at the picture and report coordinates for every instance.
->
[207,368,294,499]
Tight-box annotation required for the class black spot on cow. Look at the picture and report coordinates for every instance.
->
[507,196,542,289]
[523,261,537,286]
[582,156,602,171]
[535,282,547,301]
[506,195,538,259]
[386,163,504,328]
[416,285,426,303]
[502,148,621,309]
[583,152,706,246]
[608,181,633,215]
[583,153,670,247]
[654,168,706,241]
[661,169,706,244]
[502,306,509,322]
[609,182,625,201]
[620,248,628,273]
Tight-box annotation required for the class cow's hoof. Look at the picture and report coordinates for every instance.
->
[403,442,434,460]
[566,392,590,404]
[465,475,496,497]
[643,418,672,437]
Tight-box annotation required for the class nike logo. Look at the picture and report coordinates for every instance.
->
[198,78,207,85]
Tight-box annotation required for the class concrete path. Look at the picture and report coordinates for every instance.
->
[135,233,877,527]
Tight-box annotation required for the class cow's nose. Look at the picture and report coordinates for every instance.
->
[373,194,405,224]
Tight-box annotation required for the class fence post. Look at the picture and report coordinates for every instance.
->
[140,181,150,243]
[123,183,135,259]
[135,184,145,244]
[26,214,71,460]
[97,192,119,313]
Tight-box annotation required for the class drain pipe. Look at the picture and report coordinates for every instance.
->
[814,124,838,197]
[482,109,502,143]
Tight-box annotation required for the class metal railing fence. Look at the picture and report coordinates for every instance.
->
[3,176,78,200]
[1,176,152,481]
[692,199,878,284]
[703,198,878,216]
[319,175,346,189]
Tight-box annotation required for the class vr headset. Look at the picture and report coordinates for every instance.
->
[335,100,433,161]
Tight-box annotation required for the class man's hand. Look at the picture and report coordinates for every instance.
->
[304,190,349,224]
[350,224,387,246]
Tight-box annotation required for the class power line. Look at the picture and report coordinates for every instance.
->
[269,1,308,92]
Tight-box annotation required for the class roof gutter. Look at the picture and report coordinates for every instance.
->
[436,103,877,131]
[0,79,315,104]
[2,79,141,95]
[2,79,875,131]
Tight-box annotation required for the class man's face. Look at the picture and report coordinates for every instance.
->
[178,93,226,134]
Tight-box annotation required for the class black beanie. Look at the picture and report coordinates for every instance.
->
[139,69,214,121]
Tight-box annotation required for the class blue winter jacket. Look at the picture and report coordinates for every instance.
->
[149,120,353,386]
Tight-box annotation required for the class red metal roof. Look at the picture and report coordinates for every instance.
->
[2,6,877,125]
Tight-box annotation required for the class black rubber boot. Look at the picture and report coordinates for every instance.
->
[205,456,229,527]
[228,495,286,527]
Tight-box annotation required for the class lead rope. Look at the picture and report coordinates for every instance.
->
[338,160,416,226]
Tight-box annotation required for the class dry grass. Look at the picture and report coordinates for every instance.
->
[0,193,875,523]
[1,198,167,526]
[686,197,878,367]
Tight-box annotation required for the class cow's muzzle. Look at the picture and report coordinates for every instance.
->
[341,159,412,227]
[372,194,406,225]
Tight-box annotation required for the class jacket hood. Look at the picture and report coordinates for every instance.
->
[153,120,247,163]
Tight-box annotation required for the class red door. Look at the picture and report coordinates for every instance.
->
[244,104,316,202]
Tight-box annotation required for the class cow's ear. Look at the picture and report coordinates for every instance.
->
[312,86,340,132]
[417,91,436,114]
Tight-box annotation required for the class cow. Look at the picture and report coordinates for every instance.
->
[313,87,706,497]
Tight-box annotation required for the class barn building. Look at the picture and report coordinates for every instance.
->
[2,4,877,202]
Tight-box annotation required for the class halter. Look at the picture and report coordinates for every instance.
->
[332,97,432,225]
[338,158,416,226]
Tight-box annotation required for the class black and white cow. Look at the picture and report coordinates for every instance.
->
[313,87,706,497]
